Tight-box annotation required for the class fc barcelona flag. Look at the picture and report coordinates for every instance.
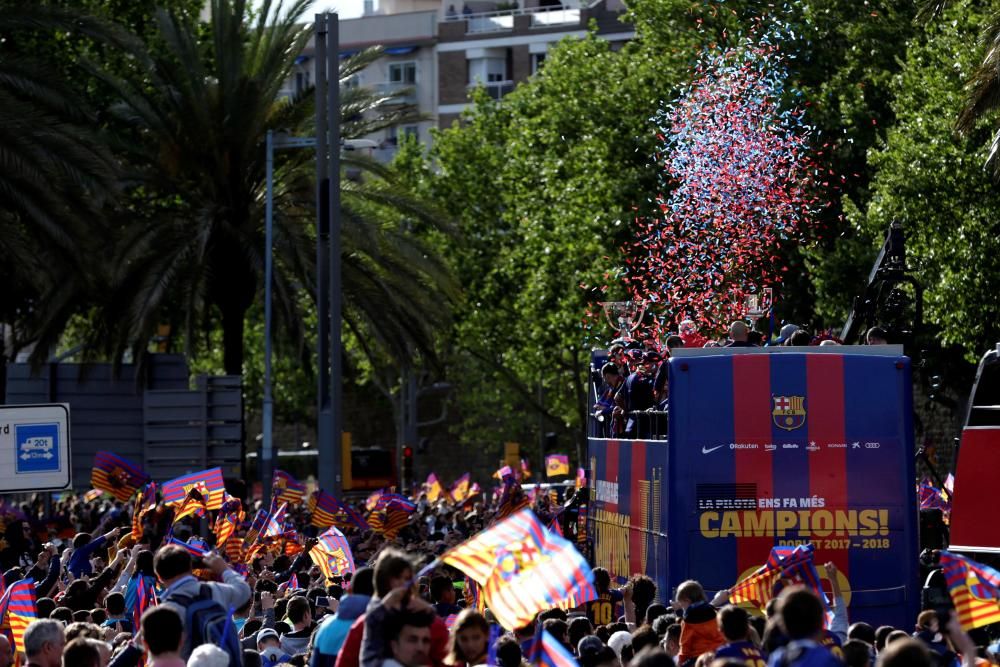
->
[92,451,150,502]
[162,467,225,510]
[939,550,1000,630]
[545,455,570,478]
[439,508,594,629]
[450,474,472,503]
[0,578,36,656]
[528,629,577,667]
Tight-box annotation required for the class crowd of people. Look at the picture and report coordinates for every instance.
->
[0,484,995,667]
[592,321,891,438]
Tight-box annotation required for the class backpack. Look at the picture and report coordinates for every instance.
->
[172,584,244,667]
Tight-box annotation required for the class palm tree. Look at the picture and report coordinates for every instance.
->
[0,4,120,357]
[82,0,455,375]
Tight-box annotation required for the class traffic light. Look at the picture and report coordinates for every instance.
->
[401,446,414,491]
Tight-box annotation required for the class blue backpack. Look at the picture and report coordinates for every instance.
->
[173,584,243,667]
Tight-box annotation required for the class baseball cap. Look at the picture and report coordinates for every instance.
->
[608,631,632,658]
[770,323,799,346]
[577,635,605,657]
[257,628,279,644]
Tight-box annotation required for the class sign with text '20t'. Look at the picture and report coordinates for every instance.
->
[0,404,71,491]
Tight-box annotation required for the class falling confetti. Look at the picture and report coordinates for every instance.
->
[611,14,830,341]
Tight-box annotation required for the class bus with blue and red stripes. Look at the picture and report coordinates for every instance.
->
[587,346,920,629]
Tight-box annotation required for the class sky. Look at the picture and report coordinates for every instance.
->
[253,0,368,19]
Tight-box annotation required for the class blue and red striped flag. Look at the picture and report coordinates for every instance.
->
[528,629,577,667]
[730,543,829,621]
[272,470,306,505]
[92,451,150,502]
[167,536,209,558]
[288,573,300,590]
[262,501,288,539]
[0,578,36,656]
[439,508,594,630]
[310,526,356,582]
[162,467,225,510]
[134,576,157,633]
[919,479,951,513]
[309,490,369,531]
[940,550,1000,630]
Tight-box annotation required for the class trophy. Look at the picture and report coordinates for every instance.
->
[598,301,646,340]
[744,287,773,325]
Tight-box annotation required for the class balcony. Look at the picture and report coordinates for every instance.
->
[374,82,418,105]
[467,80,515,100]
[459,5,581,34]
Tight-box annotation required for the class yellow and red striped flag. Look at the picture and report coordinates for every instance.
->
[272,470,306,505]
[0,578,36,656]
[940,550,1000,630]
[438,508,594,630]
[424,473,446,502]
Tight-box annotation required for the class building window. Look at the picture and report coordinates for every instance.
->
[294,70,311,95]
[345,74,361,89]
[468,57,507,85]
[386,125,419,147]
[531,53,546,74]
[388,62,417,85]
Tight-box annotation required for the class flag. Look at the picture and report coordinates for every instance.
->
[310,526,356,582]
[464,575,484,613]
[575,468,586,490]
[365,490,384,512]
[167,536,209,558]
[451,474,472,503]
[134,576,157,635]
[919,479,951,513]
[557,579,598,610]
[288,572,300,590]
[91,451,150,502]
[939,550,1000,631]
[309,490,370,531]
[493,466,514,482]
[369,494,416,539]
[520,459,532,480]
[496,476,530,522]
[162,468,225,510]
[424,473,446,502]
[213,495,244,547]
[262,502,288,539]
[439,508,594,629]
[528,629,577,667]
[729,544,828,620]
[171,488,207,523]
[243,509,270,553]
[131,482,157,541]
[272,470,306,505]
[83,489,105,503]
[0,578,36,656]
[545,455,570,478]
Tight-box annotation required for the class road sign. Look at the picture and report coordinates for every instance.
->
[0,404,71,492]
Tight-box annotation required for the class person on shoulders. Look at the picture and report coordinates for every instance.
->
[675,580,724,666]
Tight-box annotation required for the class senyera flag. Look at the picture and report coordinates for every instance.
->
[545,455,570,478]
[939,550,1000,631]
[272,470,306,505]
[161,467,225,510]
[436,508,594,629]
[424,473,447,502]
[92,451,150,502]
[131,482,157,541]
[369,493,416,539]
[450,473,472,503]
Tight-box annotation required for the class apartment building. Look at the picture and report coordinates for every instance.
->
[281,0,632,160]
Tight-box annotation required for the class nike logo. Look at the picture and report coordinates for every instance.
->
[701,445,725,454]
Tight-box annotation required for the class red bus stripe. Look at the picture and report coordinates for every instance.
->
[733,355,774,575]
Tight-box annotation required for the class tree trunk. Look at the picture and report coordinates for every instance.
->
[220,303,246,377]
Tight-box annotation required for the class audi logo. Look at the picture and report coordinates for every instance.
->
[865,442,880,449]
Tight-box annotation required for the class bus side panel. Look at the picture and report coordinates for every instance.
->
[588,438,669,601]
[668,353,919,628]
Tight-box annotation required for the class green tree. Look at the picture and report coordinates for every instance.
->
[79,0,455,376]
[854,0,1000,354]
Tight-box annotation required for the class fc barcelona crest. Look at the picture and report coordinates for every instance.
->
[772,395,806,431]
